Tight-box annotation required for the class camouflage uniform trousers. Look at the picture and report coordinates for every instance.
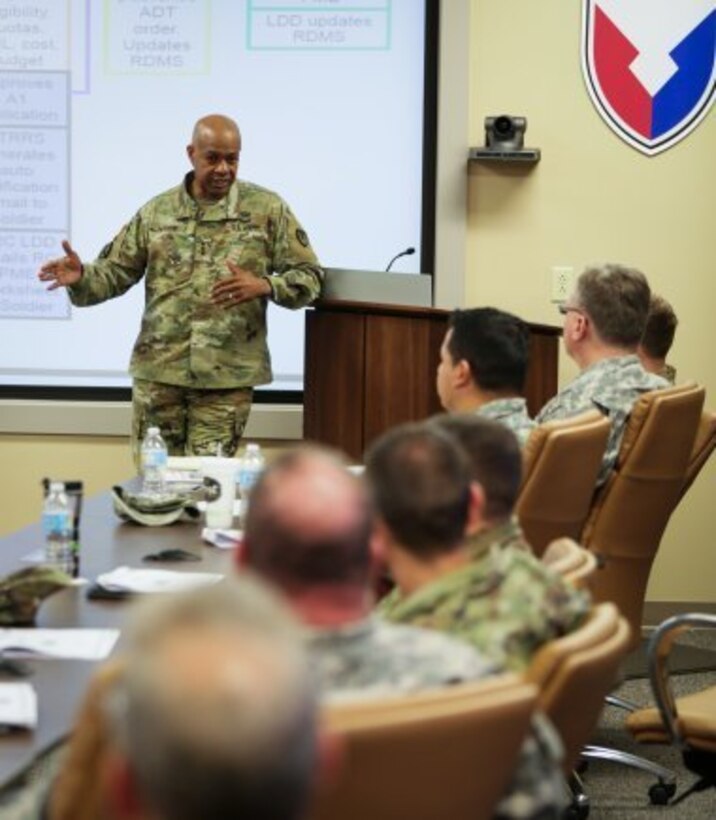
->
[131,378,253,466]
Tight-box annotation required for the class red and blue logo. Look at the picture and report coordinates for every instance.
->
[582,1,715,155]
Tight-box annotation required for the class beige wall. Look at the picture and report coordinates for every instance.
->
[467,0,715,601]
[0,1,713,602]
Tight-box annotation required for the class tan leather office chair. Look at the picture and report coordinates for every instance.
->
[310,675,537,820]
[526,603,631,773]
[542,537,598,591]
[581,383,705,650]
[517,411,610,557]
[678,409,716,502]
[526,603,675,812]
[626,614,716,802]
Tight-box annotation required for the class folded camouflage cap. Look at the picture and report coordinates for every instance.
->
[111,479,221,527]
[0,565,74,626]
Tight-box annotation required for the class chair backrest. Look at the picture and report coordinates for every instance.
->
[581,383,705,647]
[309,674,537,820]
[526,603,631,772]
[49,660,125,820]
[678,409,716,502]
[542,537,599,591]
[517,411,610,556]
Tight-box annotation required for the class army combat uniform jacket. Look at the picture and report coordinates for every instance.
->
[305,615,495,703]
[379,540,590,673]
[476,397,536,447]
[68,174,323,388]
[536,355,668,485]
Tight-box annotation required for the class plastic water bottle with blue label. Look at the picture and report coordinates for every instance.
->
[237,442,265,502]
[141,426,168,497]
[42,481,74,575]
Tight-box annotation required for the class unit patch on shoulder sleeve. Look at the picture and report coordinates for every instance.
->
[295,228,309,247]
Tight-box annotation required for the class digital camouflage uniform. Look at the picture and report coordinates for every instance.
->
[466,516,533,561]
[660,362,677,384]
[68,173,323,459]
[378,543,590,674]
[309,616,566,819]
[536,354,668,486]
[306,615,495,703]
[476,397,536,447]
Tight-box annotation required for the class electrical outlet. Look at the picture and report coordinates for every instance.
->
[551,266,574,303]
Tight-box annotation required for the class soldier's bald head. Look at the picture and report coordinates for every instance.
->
[243,446,373,590]
[191,114,241,150]
[187,114,241,201]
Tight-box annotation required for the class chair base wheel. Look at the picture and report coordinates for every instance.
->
[563,795,590,820]
[649,781,676,805]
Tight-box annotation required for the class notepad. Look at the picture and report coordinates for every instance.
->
[96,566,224,594]
[0,683,38,730]
[0,629,120,660]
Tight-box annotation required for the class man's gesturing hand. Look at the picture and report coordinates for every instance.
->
[38,240,83,290]
[211,261,271,309]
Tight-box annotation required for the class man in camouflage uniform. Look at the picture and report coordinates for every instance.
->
[367,422,589,674]
[430,414,533,559]
[241,443,566,819]
[240,444,493,699]
[436,307,536,446]
[538,264,668,485]
[38,114,322,461]
[638,293,678,384]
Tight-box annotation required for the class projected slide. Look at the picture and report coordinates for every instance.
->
[0,0,427,391]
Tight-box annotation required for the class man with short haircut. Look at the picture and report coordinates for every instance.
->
[369,422,589,674]
[537,264,668,484]
[431,414,532,558]
[638,294,678,383]
[241,445,494,700]
[102,578,321,820]
[436,307,536,445]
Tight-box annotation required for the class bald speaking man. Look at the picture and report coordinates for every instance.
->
[38,114,323,462]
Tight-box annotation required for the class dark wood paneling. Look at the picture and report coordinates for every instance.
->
[303,310,365,458]
[364,313,446,451]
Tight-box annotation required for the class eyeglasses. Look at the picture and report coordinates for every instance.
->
[557,304,584,317]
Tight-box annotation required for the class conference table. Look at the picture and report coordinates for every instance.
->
[0,486,235,788]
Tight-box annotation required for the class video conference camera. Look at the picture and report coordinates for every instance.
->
[485,115,527,150]
[469,115,540,162]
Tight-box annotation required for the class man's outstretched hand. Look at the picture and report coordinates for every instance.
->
[38,240,83,290]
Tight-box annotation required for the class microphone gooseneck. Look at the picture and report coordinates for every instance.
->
[385,246,416,272]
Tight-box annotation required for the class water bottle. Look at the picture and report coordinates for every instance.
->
[237,442,265,501]
[42,481,73,575]
[141,426,168,497]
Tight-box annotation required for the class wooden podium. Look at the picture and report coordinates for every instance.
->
[303,299,560,461]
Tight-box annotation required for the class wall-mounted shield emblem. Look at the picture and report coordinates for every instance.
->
[582,0,715,155]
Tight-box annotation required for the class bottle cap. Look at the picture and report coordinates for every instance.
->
[49,481,65,493]
[246,443,259,452]
[147,426,160,435]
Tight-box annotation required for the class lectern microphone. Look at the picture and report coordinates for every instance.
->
[385,246,415,272]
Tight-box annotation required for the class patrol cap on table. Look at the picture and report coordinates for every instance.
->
[111,480,220,527]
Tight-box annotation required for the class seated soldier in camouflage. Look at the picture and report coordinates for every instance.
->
[431,414,533,559]
[436,307,536,446]
[638,293,678,384]
[537,264,668,485]
[369,421,589,674]
[240,444,566,819]
[240,444,493,700]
